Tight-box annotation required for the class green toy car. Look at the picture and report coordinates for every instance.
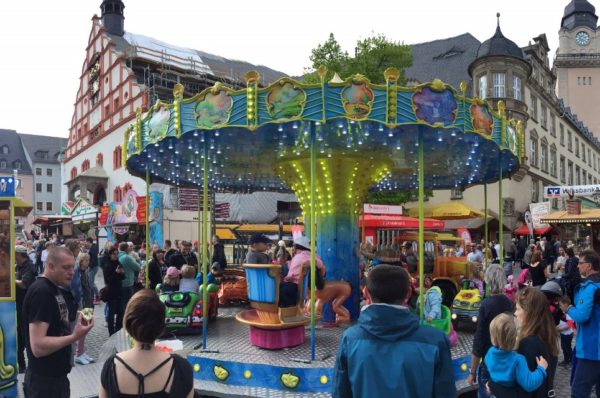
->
[158,285,219,334]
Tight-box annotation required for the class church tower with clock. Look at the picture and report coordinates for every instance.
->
[555,0,600,136]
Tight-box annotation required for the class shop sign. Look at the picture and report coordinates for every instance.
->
[544,184,600,199]
[363,203,403,215]
[0,176,15,197]
[529,202,551,229]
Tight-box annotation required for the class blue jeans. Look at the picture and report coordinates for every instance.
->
[571,358,600,398]
[88,266,99,297]
[477,362,492,398]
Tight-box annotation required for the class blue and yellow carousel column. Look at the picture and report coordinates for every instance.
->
[0,177,19,395]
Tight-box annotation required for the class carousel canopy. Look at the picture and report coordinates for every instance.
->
[125,68,524,215]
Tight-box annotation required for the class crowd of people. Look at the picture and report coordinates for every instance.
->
[9,228,600,398]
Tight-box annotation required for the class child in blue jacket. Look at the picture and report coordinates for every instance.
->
[484,313,548,392]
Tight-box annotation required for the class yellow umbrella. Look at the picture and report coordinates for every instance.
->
[408,201,488,220]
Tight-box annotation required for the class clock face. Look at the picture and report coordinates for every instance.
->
[576,31,590,47]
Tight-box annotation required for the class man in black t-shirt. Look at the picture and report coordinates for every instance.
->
[22,246,94,398]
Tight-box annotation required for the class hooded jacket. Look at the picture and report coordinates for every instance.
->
[567,272,600,360]
[332,304,454,398]
[423,286,442,320]
[484,347,546,392]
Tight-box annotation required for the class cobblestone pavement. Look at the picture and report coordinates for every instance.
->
[15,268,578,398]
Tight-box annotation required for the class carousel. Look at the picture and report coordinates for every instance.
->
[121,67,524,396]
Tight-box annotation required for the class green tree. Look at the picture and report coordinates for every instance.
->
[365,190,433,206]
[304,33,412,84]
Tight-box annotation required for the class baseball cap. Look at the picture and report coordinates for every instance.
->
[166,266,180,278]
[293,236,310,250]
[248,233,270,245]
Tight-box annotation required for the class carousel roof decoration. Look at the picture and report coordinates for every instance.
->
[124,67,524,214]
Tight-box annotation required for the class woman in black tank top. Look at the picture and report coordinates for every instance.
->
[99,289,193,398]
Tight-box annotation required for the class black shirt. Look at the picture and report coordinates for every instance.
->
[16,258,36,309]
[100,353,193,398]
[529,262,547,287]
[212,243,227,269]
[472,294,513,358]
[22,277,72,377]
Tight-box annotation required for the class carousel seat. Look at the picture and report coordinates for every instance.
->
[235,263,311,349]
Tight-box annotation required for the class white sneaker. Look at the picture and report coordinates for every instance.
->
[83,353,95,363]
[75,355,90,365]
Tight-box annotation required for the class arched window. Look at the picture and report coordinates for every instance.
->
[96,153,103,167]
[70,167,78,180]
[81,160,90,172]
[113,186,123,202]
[113,146,122,170]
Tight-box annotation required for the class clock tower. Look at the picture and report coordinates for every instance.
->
[555,0,600,136]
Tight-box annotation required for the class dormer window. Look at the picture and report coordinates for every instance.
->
[0,159,6,169]
[13,160,21,170]
[0,145,8,155]
[35,150,49,160]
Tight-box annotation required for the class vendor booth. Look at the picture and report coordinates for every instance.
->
[0,176,21,396]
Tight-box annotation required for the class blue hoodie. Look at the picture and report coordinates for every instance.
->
[332,304,454,398]
[567,273,600,360]
[484,346,547,392]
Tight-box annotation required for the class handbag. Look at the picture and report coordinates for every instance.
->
[99,287,109,302]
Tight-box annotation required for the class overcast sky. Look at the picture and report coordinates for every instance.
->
[0,0,578,138]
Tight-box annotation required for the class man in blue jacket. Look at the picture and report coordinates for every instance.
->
[332,265,455,398]
[561,249,600,398]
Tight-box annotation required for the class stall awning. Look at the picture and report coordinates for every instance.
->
[33,215,72,226]
[513,224,553,235]
[12,198,33,217]
[408,201,488,220]
[540,209,600,224]
[358,214,444,229]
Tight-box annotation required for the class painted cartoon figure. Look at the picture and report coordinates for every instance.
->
[0,324,15,390]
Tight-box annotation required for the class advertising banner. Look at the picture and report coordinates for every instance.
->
[544,184,600,199]
[363,203,403,215]
[0,202,13,299]
[529,202,551,229]
[456,227,472,244]
[0,177,15,198]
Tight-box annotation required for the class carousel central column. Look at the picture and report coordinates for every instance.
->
[276,153,391,320]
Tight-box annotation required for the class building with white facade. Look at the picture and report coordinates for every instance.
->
[20,134,67,217]
[61,1,286,220]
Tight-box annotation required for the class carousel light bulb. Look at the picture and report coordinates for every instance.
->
[154,143,159,147]
[438,136,443,142]
[193,131,198,137]
[215,130,220,137]
[388,131,394,137]
[451,131,457,137]
[378,125,384,132]
[292,122,298,129]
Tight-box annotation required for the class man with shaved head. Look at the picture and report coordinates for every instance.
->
[22,246,94,398]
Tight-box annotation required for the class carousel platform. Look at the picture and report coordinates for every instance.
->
[107,306,473,397]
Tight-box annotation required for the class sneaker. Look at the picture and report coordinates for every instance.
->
[75,355,90,365]
[82,353,95,363]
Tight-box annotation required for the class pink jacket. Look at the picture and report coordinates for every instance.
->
[284,250,325,284]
